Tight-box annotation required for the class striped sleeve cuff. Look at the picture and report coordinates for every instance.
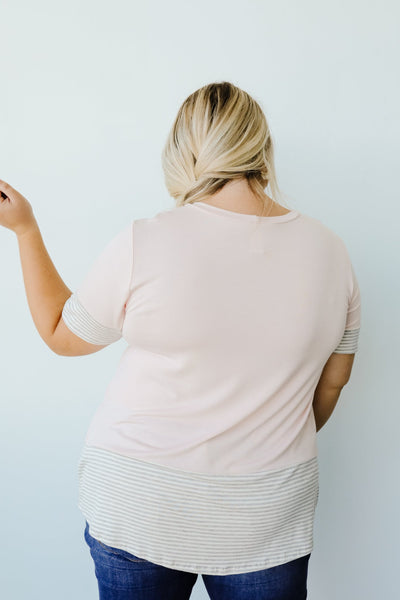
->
[61,293,122,345]
[333,328,360,353]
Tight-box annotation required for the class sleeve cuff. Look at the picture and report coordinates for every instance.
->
[333,328,360,353]
[61,293,122,345]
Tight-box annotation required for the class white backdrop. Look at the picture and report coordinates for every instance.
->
[0,1,398,598]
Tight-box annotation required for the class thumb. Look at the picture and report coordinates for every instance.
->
[0,180,13,200]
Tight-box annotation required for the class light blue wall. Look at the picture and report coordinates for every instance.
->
[0,1,398,598]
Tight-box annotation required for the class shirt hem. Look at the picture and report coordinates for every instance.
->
[81,507,314,576]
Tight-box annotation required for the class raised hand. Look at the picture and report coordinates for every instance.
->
[0,179,37,236]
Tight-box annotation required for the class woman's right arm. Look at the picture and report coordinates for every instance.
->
[312,352,356,432]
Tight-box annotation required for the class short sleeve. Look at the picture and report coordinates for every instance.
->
[61,222,133,346]
[333,261,361,353]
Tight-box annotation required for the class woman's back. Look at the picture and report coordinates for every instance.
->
[62,200,361,575]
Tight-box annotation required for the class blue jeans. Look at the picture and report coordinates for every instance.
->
[84,521,311,599]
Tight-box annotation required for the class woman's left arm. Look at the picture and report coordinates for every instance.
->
[16,224,73,346]
[0,179,106,355]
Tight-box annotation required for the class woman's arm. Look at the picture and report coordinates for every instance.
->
[1,179,120,356]
[313,385,343,432]
[313,352,356,431]
[16,223,73,347]
[16,223,111,356]
[0,179,73,348]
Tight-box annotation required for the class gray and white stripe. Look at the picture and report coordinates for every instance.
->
[62,293,121,345]
[78,444,319,575]
[334,327,360,353]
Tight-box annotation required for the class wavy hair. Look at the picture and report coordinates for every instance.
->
[161,81,288,212]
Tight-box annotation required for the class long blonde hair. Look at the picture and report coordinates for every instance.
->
[161,81,289,212]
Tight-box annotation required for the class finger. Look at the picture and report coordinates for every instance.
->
[0,180,12,200]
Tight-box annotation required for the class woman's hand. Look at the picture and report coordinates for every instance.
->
[0,179,38,236]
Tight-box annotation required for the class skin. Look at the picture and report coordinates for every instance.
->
[0,177,355,429]
[199,177,292,217]
[0,179,106,356]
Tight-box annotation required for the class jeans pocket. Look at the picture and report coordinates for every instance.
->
[85,522,147,563]
[96,539,147,563]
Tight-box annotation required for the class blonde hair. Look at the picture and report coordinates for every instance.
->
[161,81,289,212]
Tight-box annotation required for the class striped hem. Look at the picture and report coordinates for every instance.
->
[62,293,121,345]
[333,327,360,353]
[77,444,319,575]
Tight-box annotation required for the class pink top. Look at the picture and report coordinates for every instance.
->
[62,201,361,574]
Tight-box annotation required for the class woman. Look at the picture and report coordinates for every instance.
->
[0,81,361,599]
